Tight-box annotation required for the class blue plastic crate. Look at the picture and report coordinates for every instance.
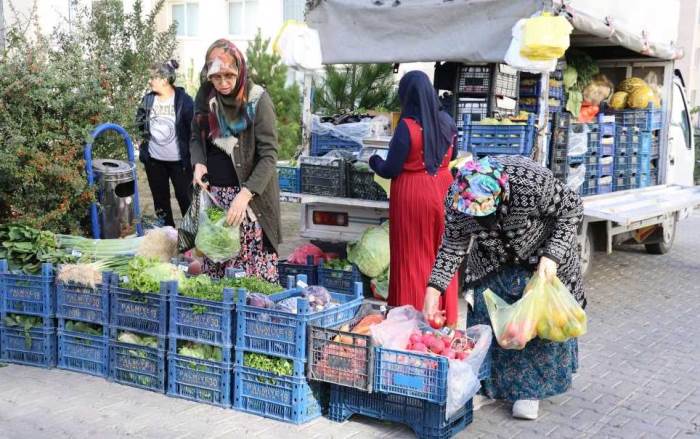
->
[374,346,492,404]
[109,273,171,337]
[56,274,110,325]
[277,165,301,193]
[328,385,473,439]
[167,353,233,408]
[0,324,56,368]
[0,260,55,317]
[278,257,319,286]
[612,105,663,131]
[57,328,108,377]
[519,83,564,100]
[108,340,166,393]
[638,173,652,188]
[310,132,362,157]
[235,277,363,361]
[460,114,536,156]
[639,154,652,175]
[169,287,235,352]
[317,264,363,296]
[233,364,324,424]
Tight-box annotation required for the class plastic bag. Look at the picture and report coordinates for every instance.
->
[370,305,424,350]
[312,115,372,146]
[483,277,545,350]
[505,19,557,73]
[521,13,573,61]
[445,324,492,420]
[566,164,586,191]
[536,276,587,342]
[567,125,589,157]
[194,193,240,263]
[178,185,202,252]
[272,21,323,71]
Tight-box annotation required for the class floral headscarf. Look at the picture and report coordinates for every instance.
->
[451,156,509,217]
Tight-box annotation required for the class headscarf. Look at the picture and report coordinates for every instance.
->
[195,39,250,140]
[451,156,509,217]
[398,71,457,175]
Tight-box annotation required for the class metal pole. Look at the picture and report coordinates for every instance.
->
[301,71,313,156]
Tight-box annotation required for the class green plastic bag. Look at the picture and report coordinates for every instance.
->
[194,197,241,263]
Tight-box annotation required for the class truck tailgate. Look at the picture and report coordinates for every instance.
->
[583,185,700,225]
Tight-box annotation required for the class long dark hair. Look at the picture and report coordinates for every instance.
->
[151,59,179,85]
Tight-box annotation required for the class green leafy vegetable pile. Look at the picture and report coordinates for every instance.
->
[177,342,223,362]
[3,314,44,348]
[195,207,241,263]
[117,331,160,349]
[65,320,103,337]
[0,224,73,273]
[564,49,600,117]
[322,258,354,271]
[179,274,284,302]
[121,256,184,293]
[244,352,293,383]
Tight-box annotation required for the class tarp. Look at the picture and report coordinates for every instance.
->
[305,0,542,64]
[305,0,682,64]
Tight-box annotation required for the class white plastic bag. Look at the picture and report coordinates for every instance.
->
[312,115,373,146]
[566,164,586,191]
[370,305,424,350]
[568,125,589,157]
[272,21,323,71]
[445,324,493,420]
[504,19,557,73]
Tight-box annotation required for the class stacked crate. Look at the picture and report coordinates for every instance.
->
[0,260,57,368]
[612,104,663,190]
[107,273,170,393]
[519,67,566,114]
[454,64,519,139]
[233,275,363,424]
[56,273,111,377]
[167,282,235,407]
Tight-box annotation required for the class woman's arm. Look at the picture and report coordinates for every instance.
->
[369,120,410,179]
[242,92,279,196]
[190,89,208,168]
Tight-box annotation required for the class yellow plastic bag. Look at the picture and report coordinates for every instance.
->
[521,13,573,61]
[483,277,546,350]
[536,276,587,342]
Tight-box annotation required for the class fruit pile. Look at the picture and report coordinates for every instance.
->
[405,329,475,361]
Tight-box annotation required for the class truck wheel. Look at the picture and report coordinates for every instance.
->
[645,216,677,255]
[579,226,594,278]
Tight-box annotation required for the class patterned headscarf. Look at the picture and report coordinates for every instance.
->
[451,156,509,217]
[195,39,250,140]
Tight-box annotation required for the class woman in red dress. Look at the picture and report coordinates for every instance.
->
[369,71,459,326]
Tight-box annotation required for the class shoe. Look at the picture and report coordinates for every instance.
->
[512,399,539,420]
[473,395,496,411]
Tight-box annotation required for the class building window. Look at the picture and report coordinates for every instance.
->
[172,2,199,37]
[283,0,305,21]
[228,0,258,38]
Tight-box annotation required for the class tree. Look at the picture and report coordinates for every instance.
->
[246,29,301,161]
[313,64,400,115]
[0,0,177,233]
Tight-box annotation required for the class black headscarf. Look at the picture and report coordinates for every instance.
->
[398,71,457,175]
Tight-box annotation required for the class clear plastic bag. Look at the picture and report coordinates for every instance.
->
[568,125,589,157]
[370,305,424,349]
[311,115,373,146]
[445,324,492,420]
[194,194,240,263]
[536,276,587,342]
[566,163,586,191]
[483,276,545,350]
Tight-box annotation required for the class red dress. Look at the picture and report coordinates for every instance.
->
[388,118,459,326]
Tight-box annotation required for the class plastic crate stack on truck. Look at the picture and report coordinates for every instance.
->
[275,0,700,281]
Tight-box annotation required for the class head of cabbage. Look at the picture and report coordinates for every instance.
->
[347,222,390,278]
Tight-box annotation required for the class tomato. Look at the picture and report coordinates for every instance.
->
[429,314,445,329]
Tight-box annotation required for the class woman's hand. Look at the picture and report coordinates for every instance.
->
[226,187,254,227]
[423,287,444,322]
[193,163,208,190]
[537,256,558,282]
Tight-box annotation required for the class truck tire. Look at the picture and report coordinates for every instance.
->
[579,226,594,278]
[645,217,677,255]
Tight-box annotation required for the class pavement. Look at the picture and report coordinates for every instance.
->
[1,212,699,438]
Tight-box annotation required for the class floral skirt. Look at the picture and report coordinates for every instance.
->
[202,186,279,283]
[469,265,578,401]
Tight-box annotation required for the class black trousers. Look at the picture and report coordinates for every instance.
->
[144,158,193,227]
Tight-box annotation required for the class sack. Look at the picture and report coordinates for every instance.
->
[536,276,587,342]
[178,185,202,253]
[483,275,546,350]
[194,193,241,263]
[521,13,573,61]
[445,324,492,420]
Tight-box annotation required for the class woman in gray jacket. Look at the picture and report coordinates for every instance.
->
[189,39,282,282]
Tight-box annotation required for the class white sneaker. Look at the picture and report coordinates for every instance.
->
[512,399,539,420]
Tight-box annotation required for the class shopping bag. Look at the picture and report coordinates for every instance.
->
[483,275,547,350]
[536,276,587,342]
[521,13,573,61]
[194,193,240,263]
[178,185,202,253]
[445,324,492,420]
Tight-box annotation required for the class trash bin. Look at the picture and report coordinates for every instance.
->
[92,159,137,239]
